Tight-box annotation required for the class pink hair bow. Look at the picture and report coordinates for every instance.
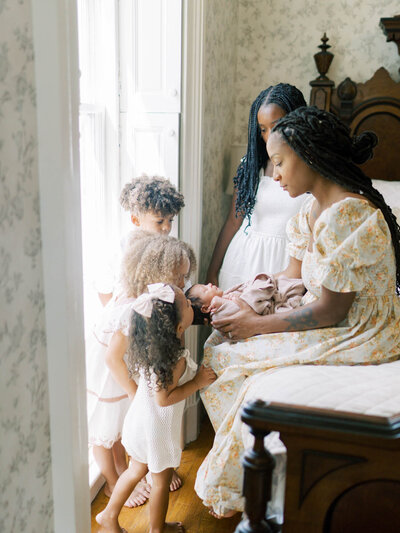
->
[132,283,175,318]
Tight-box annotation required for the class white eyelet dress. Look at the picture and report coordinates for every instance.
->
[86,294,136,448]
[121,349,197,473]
[218,174,307,290]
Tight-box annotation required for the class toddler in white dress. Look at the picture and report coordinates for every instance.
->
[96,284,216,533]
[86,232,196,507]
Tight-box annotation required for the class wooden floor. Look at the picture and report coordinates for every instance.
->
[91,418,242,532]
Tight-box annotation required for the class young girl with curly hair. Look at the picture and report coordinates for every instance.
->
[86,232,196,507]
[98,174,185,306]
[96,284,216,533]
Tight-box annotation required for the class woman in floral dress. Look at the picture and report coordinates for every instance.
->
[195,106,400,518]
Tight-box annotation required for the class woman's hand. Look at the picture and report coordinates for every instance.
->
[211,298,263,340]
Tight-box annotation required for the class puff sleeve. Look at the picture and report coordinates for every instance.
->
[313,200,390,292]
[106,301,135,337]
[286,195,313,260]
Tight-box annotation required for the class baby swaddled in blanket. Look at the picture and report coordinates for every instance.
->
[186,274,305,326]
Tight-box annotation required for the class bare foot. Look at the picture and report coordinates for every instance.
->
[124,479,151,508]
[146,470,182,492]
[208,507,238,519]
[161,522,185,532]
[96,510,127,533]
[169,470,182,492]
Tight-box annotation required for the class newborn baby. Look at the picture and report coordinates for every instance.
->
[186,273,305,325]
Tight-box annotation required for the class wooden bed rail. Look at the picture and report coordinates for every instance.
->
[235,399,400,533]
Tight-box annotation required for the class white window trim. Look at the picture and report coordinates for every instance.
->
[32,0,91,531]
[31,0,206,527]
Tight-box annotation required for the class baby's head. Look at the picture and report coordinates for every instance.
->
[120,174,185,235]
[128,284,194,390]
[120,231,196,298]
[185,283,223,325]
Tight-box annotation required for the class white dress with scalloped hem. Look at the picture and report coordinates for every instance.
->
[122,349,197,473]
[218,173,307,291]
[86,294,135,449]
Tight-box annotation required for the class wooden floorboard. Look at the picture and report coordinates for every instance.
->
[91,417,242,532]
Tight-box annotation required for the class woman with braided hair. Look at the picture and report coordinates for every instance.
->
[206,83,308,290]
[195,106,400,519]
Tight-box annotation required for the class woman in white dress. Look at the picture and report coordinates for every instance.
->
[206,83,308,290]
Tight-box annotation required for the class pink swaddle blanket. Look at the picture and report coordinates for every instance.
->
[211,273,305,320]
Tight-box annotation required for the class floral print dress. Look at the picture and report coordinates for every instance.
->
[195,197,400,516]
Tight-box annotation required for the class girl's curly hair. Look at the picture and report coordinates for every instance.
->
[128,286,184,390]
[120,174,185,216]
[120,230,196,297]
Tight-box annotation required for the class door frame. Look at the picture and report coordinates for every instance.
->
[31,0,205,530]
[32,0,90,530]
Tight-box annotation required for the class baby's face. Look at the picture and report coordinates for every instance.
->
[132,210,174,235]
[190,283,223,307]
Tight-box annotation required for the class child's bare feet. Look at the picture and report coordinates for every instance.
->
[103,479,150,508]
[96,510,127,533]
[124,479,151,507]
[169,470,182,492]
[146,470,182,492]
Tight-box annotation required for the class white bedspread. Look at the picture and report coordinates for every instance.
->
[241,360,400,524]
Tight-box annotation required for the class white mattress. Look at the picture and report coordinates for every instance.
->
[243,360,400,417]
[241,360,400,524]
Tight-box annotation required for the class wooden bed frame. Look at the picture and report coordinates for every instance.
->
[235,16,400,533]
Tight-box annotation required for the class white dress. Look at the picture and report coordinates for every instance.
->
[218,173,307,290]
[122,349,197,473]
[86,294,135,448]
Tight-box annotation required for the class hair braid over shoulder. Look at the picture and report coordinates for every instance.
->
[272,106,400,294]
[234,83,307,223]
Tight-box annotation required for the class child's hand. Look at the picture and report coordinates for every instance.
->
[194,365,217,389]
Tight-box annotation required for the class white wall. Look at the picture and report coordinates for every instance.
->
[0,1,54,531]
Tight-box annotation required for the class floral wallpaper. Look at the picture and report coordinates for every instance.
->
[233,0,400,145]
[0,1,54,531]
[200,0,239,283]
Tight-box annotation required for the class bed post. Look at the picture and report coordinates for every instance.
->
[235,400,277,533]
[309,33,335,110]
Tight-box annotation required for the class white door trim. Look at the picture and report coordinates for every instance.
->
[180,0,205,443]
[32,1,90,531]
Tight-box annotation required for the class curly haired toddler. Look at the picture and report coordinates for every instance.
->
[97,174,185,305]
[86,233,196,508]
[96,284,216,533]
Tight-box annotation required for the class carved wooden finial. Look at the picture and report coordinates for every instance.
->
[310,34,334,111]
[313,33,334,79]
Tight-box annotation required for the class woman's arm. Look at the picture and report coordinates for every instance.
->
[206,191,244,285]
[156,359,216,407]
[274,256,302,279]
[212,285,356,340]
[105,330,138,399]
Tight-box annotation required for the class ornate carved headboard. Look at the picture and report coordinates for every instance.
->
[309,16,400,182]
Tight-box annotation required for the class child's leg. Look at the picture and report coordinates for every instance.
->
[93,444,119,496]
[96,459,148,533]
[149,468,185,533]
[112,439,128,475]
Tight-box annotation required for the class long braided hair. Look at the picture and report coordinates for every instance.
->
[234,83,307,222]
[271,106,400,294]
